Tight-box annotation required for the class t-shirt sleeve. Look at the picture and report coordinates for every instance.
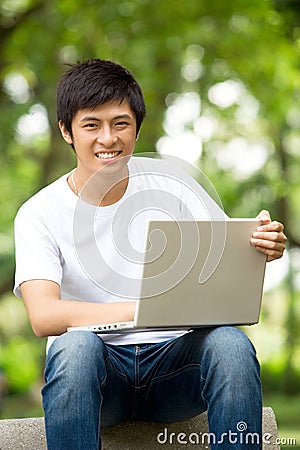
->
[14,204,63,298]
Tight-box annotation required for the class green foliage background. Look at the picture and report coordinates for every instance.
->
[0,0,299,438]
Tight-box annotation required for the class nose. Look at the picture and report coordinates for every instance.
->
[97,126,118,147]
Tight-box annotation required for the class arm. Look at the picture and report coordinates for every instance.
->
[21,279,136,338]
[251,210,287,262]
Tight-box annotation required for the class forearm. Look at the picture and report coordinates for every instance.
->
[21,280,136,337]
[30,299,136,338]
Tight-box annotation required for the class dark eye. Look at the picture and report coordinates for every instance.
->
[115,121,129,128]
[84,123,97,128]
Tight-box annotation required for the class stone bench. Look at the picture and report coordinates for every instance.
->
[0,407,280,449]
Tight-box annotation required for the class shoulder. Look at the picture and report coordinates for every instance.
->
[129,155,203,189]
[15,172,72,223]
[129,155,226,218]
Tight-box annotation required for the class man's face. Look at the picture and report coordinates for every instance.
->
[60,100,137,177]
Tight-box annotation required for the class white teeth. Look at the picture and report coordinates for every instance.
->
[95,152,119,159]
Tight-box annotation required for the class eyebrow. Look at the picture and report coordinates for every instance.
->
[79,114,133,123]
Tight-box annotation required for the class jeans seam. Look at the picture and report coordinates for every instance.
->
[99,354,110,389]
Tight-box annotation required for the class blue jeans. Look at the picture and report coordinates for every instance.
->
[42,327,262,449]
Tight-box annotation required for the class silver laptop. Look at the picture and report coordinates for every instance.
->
[68,219,267,333]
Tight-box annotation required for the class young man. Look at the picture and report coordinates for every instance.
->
[14,59,286,450]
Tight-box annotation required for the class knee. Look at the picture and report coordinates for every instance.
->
[198,326,259,371]
[196,328,262,405]
[45,331,107,380]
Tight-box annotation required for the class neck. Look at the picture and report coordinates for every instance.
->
[69,166,129,206]
[98,174,129,206]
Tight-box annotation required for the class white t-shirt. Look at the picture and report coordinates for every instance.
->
[14,156,225,351]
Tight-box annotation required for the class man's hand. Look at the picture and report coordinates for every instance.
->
[250,210,287,262]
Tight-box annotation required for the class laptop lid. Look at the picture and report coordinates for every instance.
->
[134,219,267,328]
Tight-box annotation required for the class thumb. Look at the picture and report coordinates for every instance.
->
[256,209,271,223]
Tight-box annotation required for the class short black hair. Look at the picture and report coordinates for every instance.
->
[56,59,146,137]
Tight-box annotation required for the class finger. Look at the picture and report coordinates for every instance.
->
[253,244,285,262]
[255,220,285,234]
[251,237,286,251]
[252,230,287,244]
[251,234,286,261]
[256,209,271,223]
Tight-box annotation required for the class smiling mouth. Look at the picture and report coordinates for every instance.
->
[95,151,122,160]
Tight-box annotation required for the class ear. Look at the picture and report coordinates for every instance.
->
[59,121,73,144]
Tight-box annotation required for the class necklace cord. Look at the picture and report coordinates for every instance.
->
[71,171,79,196]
